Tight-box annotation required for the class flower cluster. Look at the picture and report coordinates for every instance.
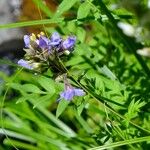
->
[18,32,76,72]
[18,32,85,101]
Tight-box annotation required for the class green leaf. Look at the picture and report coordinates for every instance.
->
[16,97,28,104]
[7,83,45,94]
[77,102,85,116]
[8,83,45,94]
[74,111,93,133]
[0,18,63,29]
[100,65,117,80]
[125,99,146,126]
[22,84,45,94]
[75,98,86,116]
[77,27,86,43]
[4,139,41,150]
[33,94,53,109]
[7,83,20,90]
[37,76,55,94]
[0,129,36,143]
[77,1,91,19]
[54,0,78,18]
[16,94,39,104]
[56,100,70,118]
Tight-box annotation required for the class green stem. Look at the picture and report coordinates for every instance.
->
[92,0,150,77]
[89,135,150,150]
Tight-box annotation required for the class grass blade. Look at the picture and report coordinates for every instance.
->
[0,18,63,29]
[89,136,150,150]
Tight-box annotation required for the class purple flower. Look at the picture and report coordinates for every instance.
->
[58,86,85,101]
[18,59,33,70]
[39,36,51,50]
[50,32,62,46]
[62,36,76,50]
[24,35,30,48]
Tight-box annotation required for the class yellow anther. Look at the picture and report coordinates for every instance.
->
[31,33,36,38]
[30,37,35,41]
[37,34,41,38]
[40,32,45,36]
[37,32,45,38]
[30,33,36,41]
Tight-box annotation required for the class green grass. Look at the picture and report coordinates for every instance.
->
[0,0,150,150]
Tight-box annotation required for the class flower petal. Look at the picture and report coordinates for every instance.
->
[74,89,85,96]
[39,36,50,49]
[50,32,62,46]
[18,59,33,70]
[24,35,30,48]
[60,89,75,101]
[62,36,76,50]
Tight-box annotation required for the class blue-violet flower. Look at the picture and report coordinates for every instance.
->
[58,85,85,101]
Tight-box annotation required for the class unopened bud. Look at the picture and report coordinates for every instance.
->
[64,50,70,55]
[32,62,41,69]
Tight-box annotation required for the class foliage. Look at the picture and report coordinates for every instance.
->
[0,0,150,150]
